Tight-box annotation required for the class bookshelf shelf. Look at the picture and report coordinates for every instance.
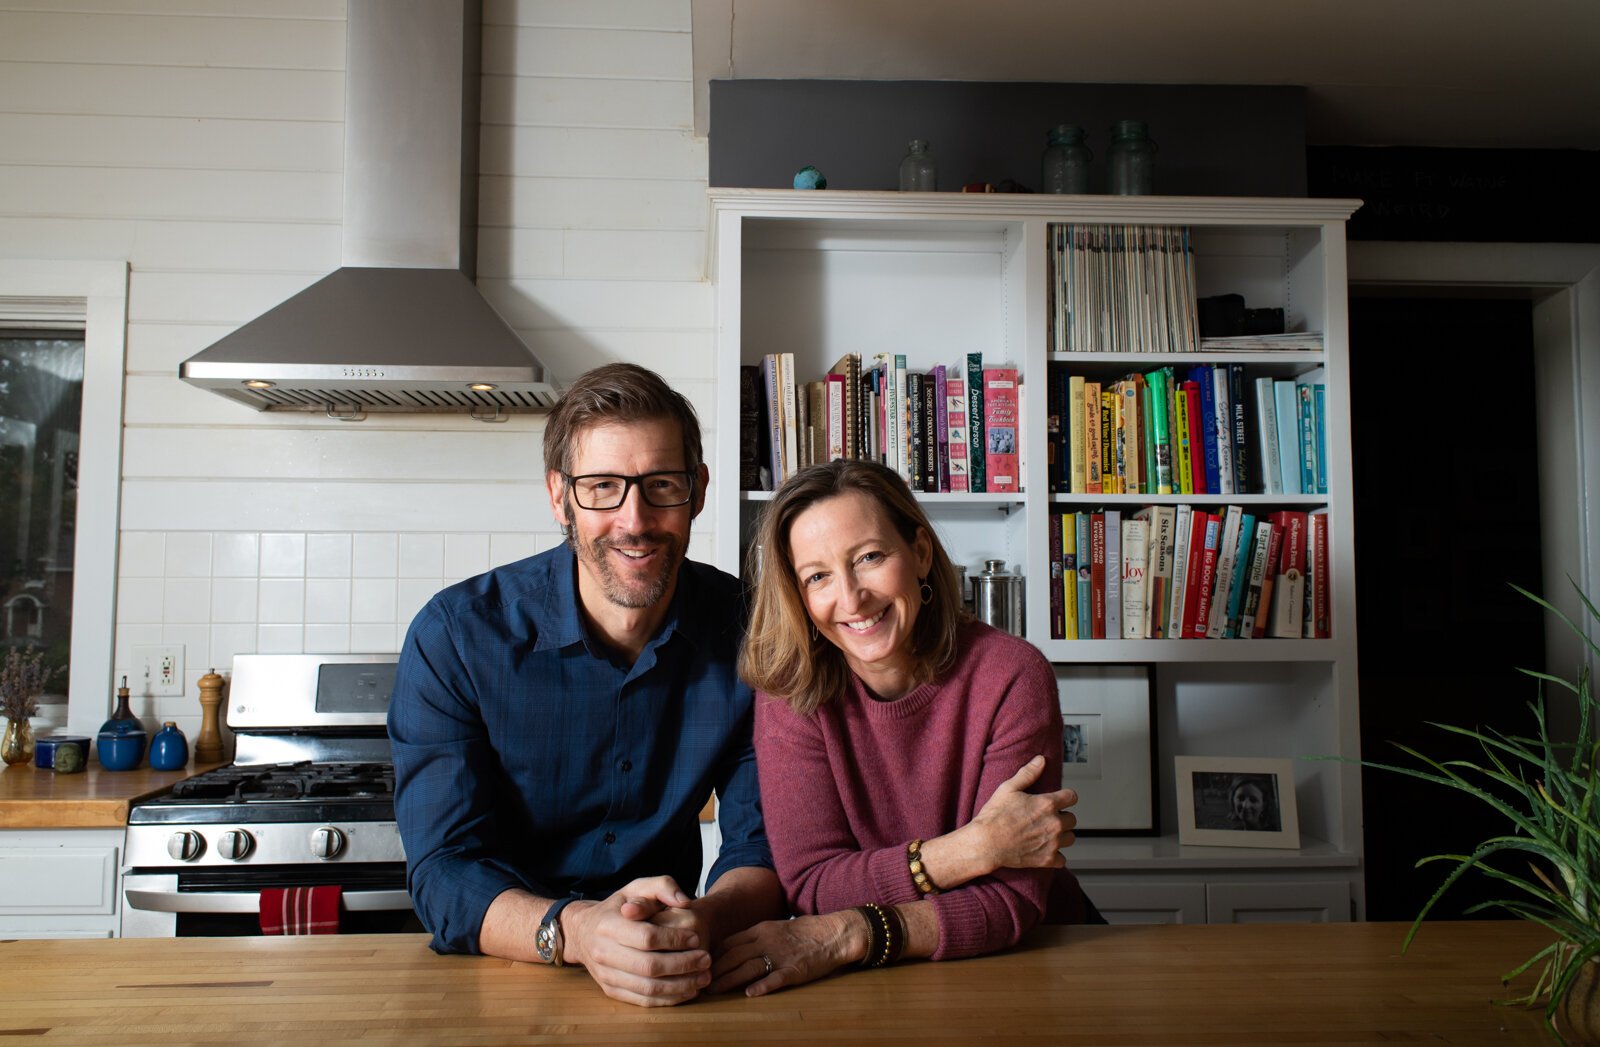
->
[709,189,1365,924]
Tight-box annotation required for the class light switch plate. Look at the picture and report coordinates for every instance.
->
[134,644,184,696]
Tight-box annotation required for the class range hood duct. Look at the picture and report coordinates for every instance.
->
[179,0,557,418]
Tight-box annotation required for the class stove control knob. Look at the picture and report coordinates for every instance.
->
[310,826,345,860]
[167,830,204,862]
[216,829,253,861]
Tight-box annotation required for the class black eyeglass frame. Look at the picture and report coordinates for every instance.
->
[561,470,698,511]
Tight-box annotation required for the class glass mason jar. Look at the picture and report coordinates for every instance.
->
[1040,125,1091,194]
[898,139,938,192]
[1106,120,1156,195]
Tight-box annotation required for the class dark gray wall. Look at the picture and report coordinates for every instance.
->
[710,81,1308,197]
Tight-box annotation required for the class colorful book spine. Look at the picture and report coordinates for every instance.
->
[894,354,911,484]
[1297,382,1317,495]
[1089,512,1107,640]
[826,374,846,462]
[1184,382,1204,496]
[1122,379,1142,495]
[966,352,986,492]
[779,352,798,484]
[1268,510,1308,637]
[983,366,1021,493]
[1104,508,1122,641]
[738,363,762,491]
[921,372,940,492]
[1100,389,1116,495]
[1227,363,1249,495]
[1251,516,1287,639]
[933,364,948,490]
[1122,514,1149,639]
[1237,520,1275,639]
[1211,365,1234,496]
[1061,512,1078,640]
[1310,508,1331,637]
[1049,511,1065,639]
[1255,376,1283,496]
[760,354,783,489]
[1173,381,1195,495]
[1313,383,1328,495]
[1083,380,1102,494]
[1069,374,1087,494]
[1273,378,1302,495]
[1166,504,1194,640]
[1145,367,1173,494]
[945,373,969,493]
[1203,506,1244,639]
[1074,511,1092,641]
[1189,513,1222,639]
[1149,505,1177,638]
[1191,365,1221,495]
[1220,513,1257,638]
[1140,375,1157,496]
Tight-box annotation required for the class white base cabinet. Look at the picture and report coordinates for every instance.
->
[0,828,124,938]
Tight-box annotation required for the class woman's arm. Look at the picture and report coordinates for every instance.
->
[708,900,943,997]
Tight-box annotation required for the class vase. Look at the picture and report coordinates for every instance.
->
[149,721,189,771]
[1040,124,1091,194]
[2,717,34,766]
[1559,955,1600,1045]
[898,139,937,192]
[1106,119,1156,195]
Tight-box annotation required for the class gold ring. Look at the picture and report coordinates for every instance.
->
[761,953,774,975]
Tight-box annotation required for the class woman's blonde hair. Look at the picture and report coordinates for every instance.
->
[739,460,966,715]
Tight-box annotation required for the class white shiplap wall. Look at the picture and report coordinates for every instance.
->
[0,0,715,740]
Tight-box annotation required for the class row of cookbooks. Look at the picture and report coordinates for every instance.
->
[1048,224,1200,354]
[1047,505,1331,640]
[739,351,1024,494]
[1045,361,1329,497]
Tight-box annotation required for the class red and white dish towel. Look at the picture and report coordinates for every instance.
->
[259,885,343,935]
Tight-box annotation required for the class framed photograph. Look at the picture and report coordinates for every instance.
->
[1056,665,1156,835]
[1174,756,1301,849]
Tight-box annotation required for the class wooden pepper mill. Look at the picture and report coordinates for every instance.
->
[194,668,225,764]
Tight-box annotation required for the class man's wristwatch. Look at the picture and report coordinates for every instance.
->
[535,895,576,966]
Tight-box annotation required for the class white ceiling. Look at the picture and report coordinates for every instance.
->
[691,0,1600,150]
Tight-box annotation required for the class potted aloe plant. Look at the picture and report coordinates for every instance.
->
[1350,583,1600,1043]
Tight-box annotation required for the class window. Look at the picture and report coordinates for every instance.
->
[0,330,85,701]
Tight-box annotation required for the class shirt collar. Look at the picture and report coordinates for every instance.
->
[534,541,700,655]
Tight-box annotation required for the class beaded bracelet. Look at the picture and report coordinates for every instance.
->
[907,838,942,895]
[853,902,906,969]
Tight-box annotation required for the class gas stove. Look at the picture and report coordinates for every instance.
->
[122,654,416,937]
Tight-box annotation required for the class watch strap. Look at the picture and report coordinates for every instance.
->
[537,894,576,966]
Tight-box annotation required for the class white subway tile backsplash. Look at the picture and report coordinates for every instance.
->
[213,532,260,577]
[211,577,258,624]
[163,531,213,577]
[303,623,351,654]
[353,533,398,578]
[490,532,539,566]
[397,578,441,629]
[160,624,210,670]
[306,533,353,577]
[117,577,164,624]
[260,532,307,577]
[444,533,491,581]
[304,578,351,623]
[115,623,162,675]
[351,623,399,654]
[162,578,212,623]
[351,578,397,623]
[210,623,257,672]
[398,533,444,578]
[119,532,165,578]
[256,624,304,654]
[258,578,306,624]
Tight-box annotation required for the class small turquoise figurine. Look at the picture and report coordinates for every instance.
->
[148,721,189,771]
[97,675,147,771]
[793,165,827,190]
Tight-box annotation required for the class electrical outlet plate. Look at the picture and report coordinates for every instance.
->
[134,644,184,697]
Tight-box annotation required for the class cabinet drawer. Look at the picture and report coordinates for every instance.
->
[0,846,118,916]
[1207,880,1351,924]
[1082,880,1207,925]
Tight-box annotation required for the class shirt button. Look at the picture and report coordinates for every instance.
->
[604,832,616,844]
[620,760,632,773]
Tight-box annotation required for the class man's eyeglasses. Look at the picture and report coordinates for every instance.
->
[563,471,696,511]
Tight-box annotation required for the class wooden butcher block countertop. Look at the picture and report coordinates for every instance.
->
[0,759,212,828]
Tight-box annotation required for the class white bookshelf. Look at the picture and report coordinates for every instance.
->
[709,189,1365,923]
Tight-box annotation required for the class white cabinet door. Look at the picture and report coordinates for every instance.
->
[1207,880,1352,924]
[0,828,123,938]
[1085,880,1207,925]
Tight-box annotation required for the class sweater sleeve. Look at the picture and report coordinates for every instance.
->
[927,644,1064,961]
[753,693,910,915]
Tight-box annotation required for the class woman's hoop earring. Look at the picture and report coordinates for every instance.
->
[920,580,934,605]
[811,621,819,642]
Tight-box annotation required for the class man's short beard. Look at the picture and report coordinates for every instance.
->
[564,496,685,609]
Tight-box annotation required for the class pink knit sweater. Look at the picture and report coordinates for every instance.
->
[754,620,1076,961]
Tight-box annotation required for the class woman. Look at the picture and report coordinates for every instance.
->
[709,460,1090,998]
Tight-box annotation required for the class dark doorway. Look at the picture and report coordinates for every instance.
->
[1349,294,1546,923]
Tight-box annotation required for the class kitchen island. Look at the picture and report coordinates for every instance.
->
[5,921,1554,1044]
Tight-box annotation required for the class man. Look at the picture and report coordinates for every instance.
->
[390,363,783,1007]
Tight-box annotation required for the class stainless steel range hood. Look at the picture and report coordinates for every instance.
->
[179,0,557,418]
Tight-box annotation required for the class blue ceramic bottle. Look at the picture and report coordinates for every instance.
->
[148,721,189,771]
[97,676,147,771]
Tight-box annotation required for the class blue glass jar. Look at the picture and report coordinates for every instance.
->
[149,721,189,771]
[97,676,147,771]
[1106,120,1156,195]
[1040,125,1091,194]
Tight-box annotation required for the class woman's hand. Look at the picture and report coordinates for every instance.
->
[707,911,865,997]
[967,755,1078,871]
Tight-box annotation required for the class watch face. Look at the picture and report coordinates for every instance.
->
[535,922,556,962]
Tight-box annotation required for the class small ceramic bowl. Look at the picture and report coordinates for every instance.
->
[97,722,147,772]
[34,734,90,771]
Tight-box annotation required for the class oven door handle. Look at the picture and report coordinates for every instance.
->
[125,887,412,914]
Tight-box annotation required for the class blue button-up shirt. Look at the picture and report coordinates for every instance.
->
[389,543,772,954]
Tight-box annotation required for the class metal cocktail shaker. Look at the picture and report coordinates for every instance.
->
[972,559,1024,636]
